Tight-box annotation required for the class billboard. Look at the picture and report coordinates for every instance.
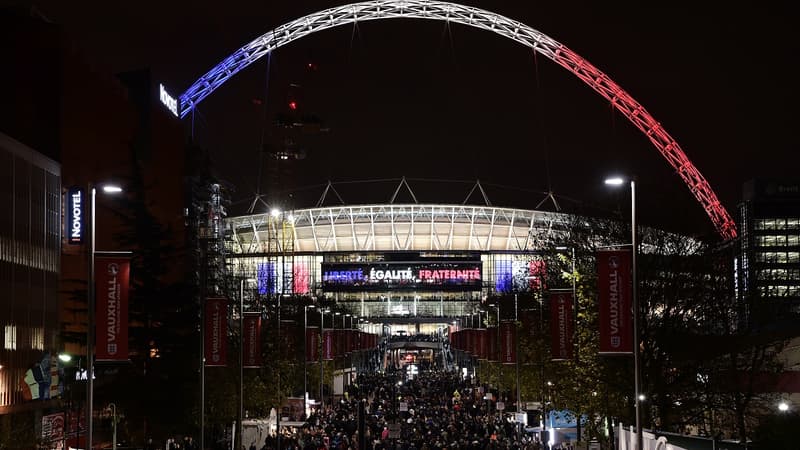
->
[321,260,482,292]
[597,249,633,354]
[95,257,130,361]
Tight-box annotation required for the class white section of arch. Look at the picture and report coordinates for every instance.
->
[180,0,736,239]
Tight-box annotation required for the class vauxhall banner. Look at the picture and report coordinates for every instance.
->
[550,291,574,361]
[243,313,262,368]
[306,327,319,362]
[95,256,130,361]
[597,249,633,354]
[500,321,517,364]
[205,298,228,366]
[322,329,334,360]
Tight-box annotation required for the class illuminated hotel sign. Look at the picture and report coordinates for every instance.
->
[159,83,179,117]
[322,261,482,291]
[66,186,84,245]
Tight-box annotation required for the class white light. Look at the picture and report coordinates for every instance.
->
[58,353,72,363]
[159,84,179,117]
[102,185,123,193]
[555,246,568,250]
[779,401,789,412]
[638,394,646,401]
[604,177,625,186]
[270,208,281,218]
[287,214,295,223]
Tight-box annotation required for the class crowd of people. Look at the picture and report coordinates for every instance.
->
[255,368,548,450]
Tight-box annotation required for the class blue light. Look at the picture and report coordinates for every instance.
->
[257,262,277,295]
[495,259,513,293]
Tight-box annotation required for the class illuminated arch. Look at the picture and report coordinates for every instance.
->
[179,0,737,240]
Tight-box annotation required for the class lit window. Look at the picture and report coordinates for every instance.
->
[30,327,44,350]
[4,325,16,350]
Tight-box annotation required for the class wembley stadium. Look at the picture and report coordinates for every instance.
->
[222,179,633,337]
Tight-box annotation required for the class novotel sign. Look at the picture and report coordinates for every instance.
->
[66,187,84,245]
[321,261,483,292]
[159,83,179,117]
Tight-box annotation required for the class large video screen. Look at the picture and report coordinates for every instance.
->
[322,260,483,292]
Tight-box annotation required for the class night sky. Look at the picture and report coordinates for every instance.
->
[26,0,800,237]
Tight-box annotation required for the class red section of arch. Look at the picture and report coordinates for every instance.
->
[551,46,736,240]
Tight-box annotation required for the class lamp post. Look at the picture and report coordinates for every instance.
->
[605,176,642,450]
[109,403,117,450]
[86,183,123,450]
[320,309,328,410]
[556,245,580,441]
[239,278,245,450]
[304,304,315,416]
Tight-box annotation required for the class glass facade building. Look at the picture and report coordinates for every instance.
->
[0,133,61,412]
[737,179,800,324]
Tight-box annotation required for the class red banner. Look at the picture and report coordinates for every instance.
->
[550,292,574,361]
[597,249,633,354]
[322,330,334,360]
[500,321,516,364]
[306,327,319,362]
[205,298,228,366]
[243,313,262,368]
[345,329,354,353]
[95,257,130,361]
[520,309,540,337]
[281,320,297,359]
[477,329,488,360]
[488,327,498,361]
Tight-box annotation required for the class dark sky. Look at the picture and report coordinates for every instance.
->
[24,0,800,237]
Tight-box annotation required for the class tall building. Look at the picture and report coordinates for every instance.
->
[0,132,61,414]
[1,7,189,444]
[737,179,800,327]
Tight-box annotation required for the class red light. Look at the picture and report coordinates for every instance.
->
[288,101,297,110]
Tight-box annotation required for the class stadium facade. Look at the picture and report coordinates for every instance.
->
[225,201,598,334]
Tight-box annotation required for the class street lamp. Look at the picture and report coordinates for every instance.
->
[778,401,789,412]
[320,309,329,410]
[605,175,642,450]
[87,182,123,450]
[304,304,315,416]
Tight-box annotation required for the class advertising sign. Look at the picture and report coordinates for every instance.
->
[597,249,633,354]
[243,313,262,368]
[66,187,84,245]
[550,291,574,361]
[321,260,482,292]
[205,298,228,366]
[95,257,130,361]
